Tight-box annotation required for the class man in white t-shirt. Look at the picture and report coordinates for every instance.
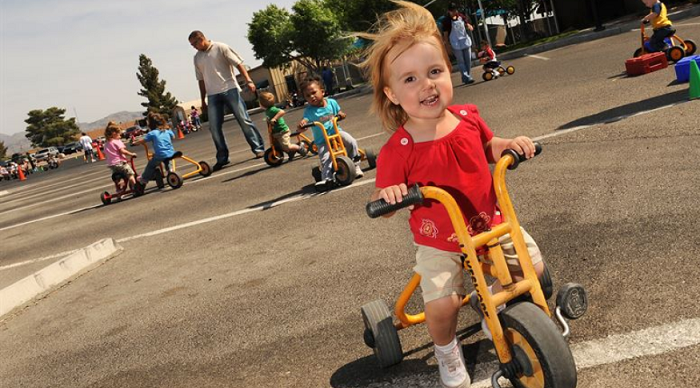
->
[78,132,95,163]
[188,30,265,171]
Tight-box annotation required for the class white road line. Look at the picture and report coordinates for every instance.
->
[1,179,376,270]
[471,318,700,387]
[0,204,102,232]
[0,249,79,271]
[117,179,376,243]
[526,54,550,61]
[533,100,688,141]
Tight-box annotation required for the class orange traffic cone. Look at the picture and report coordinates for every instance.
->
[18,166,26,181]
[176,125,185,139]
[96,146,105,161]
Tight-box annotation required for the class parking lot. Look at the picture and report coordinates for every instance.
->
[1,19,699,388]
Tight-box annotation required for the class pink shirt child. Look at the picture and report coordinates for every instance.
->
[104,139,129,166]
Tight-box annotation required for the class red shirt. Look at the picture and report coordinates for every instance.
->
[375,105,500,252]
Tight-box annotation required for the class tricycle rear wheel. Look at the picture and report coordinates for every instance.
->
[361,300,403,368]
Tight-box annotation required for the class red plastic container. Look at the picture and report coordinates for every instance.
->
[625,52,668,76]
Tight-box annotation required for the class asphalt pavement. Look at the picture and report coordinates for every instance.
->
[1,17,699,388]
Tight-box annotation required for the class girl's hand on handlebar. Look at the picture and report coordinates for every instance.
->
[337,111,347,120]
[377,184,414,210]
[506,136,536,160]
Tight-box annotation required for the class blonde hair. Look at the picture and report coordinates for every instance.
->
[258,91,276,108]
[104,121,121,139]
[357,1,451,132]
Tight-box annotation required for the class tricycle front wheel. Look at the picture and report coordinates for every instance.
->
[501,302,577,388]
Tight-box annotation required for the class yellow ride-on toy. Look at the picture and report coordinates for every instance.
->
[262,119,310,167]
[481,59,515,82]
[634,21,696,62]
[299,115,376,192]
[364,144,588,388]
[137,142,212,190]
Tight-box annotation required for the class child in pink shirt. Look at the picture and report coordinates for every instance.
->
[103,122,138,192]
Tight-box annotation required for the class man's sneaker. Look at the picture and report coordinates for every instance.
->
[212,160,230,171]
[435,341,470,388]
[355,165,364,178]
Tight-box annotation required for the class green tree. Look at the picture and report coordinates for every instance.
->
[136,54,179,117]
[247,5,294,69]
[324,0,399,32]
[248,0,350,73]
[0,141,7,160]
[24,107,80,147]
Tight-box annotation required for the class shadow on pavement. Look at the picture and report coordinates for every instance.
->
[329,323,488,388]
[220,165,270,183]
[558,89,688,130]
[246,184,318,211]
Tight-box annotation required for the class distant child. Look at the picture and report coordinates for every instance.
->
[477,39,500,79]
[190,106,201,129]
[642,0,675,52]
[297,75,363,190]
[359,3,543,388]
[259,91,302,159]
[103,122,138,192]
[132,112,176,191]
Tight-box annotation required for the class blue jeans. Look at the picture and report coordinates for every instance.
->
[207,88,265,163]
[453,47,473,83]
[140,157,171,183]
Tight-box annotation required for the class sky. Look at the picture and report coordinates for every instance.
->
[0,0,299,136]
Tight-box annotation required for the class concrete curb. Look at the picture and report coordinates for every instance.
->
[0,238,124,318]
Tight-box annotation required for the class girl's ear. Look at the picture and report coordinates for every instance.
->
[383,86,400,105]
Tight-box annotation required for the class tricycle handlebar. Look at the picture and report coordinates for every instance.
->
[299,114,344,129]
[366,184,423,218]
[503,142,541,170]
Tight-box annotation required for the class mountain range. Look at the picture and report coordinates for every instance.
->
[1,111,144,154]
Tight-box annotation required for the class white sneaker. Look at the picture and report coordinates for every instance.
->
[355,166,364,178]
[435,341,470,388]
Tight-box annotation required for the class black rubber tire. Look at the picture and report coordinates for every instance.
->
[167,171,183,189]
[364,148,377,170]
[501,303,577,388]
[100,192,111,205]
[335,155,356,186]
[684,39,697,55]
[483,72,493,81]
[310,143,319,155]
[133,182,145,197]
[199,161,212,177]
[361,300,403,368]
[311,166,322,183]
[506,66,516,75]
[666,46,685,62]
[155,168,165,189]
[633,48,643,58]
[264,148,284,167]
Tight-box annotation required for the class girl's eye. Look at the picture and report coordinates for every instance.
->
[430,68,442,75]
[404,76,415,83]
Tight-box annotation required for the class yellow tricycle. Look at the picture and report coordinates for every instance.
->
[299,115,376,192]
[363,144,587,388]
[136,142,212,190]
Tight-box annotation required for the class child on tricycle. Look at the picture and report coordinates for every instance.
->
[259,91,304,165]
[132,112,176,193]
[103,122,138,194]
[297,75,363,191]
[358,3,584,388]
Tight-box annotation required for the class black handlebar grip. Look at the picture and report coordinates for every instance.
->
[366,184,423,219]
[504,142,542,170]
